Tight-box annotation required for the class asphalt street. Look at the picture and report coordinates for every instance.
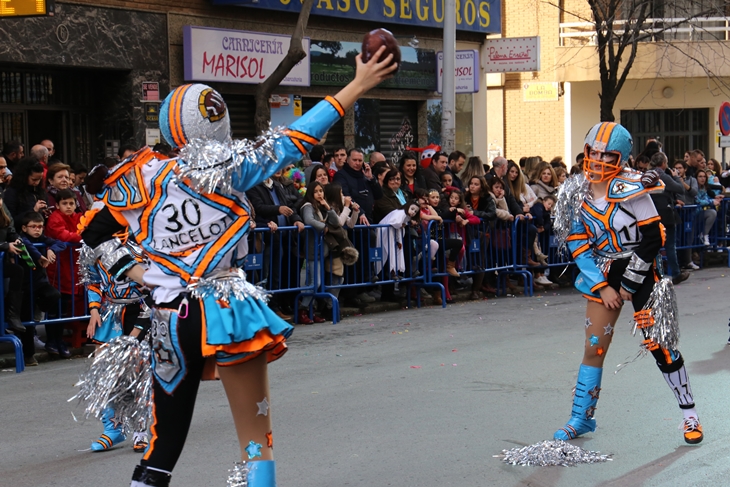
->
[1,267,729,487]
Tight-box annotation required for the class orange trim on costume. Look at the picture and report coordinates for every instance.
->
[325,95,345,117]
[170,85,192,148]
[634,310,655,329]
[598,240,609,250]
[566,233,588,242]
[583,294,603,303]
[77,207,101,234]
[571,243,591,258]
[287,130,320,147]
[138,163,176,242]
[642,339,660,351]
[290,137,307,155]
[107,208,130,227]
[582,202,621,251]
[591,282,608,293]
[143,390,158,461]
[638,215,661,226]
[597,122,616,146]
[659,222,666,246]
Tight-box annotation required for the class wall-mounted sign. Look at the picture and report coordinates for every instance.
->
[142,82,160,101]
[145,103,160,122]
[523,82,559,102]
[483,37,540,73]
[210,0,501,34]
[719,101,730,136]
[183,26,310,87]
[437,50,478,94]
[0,0,53,18]
[310,39,436,91]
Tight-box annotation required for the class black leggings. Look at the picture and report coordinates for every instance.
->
[607,258,685,375]
[141,298,206,472]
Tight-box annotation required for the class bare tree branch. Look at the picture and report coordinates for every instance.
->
[254,0,315,134]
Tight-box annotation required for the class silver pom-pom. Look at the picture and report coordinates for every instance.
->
[77,244,100,287]
[187,268,269,304]
[632,277,680,352]
[496,440,612,467]
[176,127,285,195]
[69,335,152,436]
[227,461,249,487]
[553,173,590,255]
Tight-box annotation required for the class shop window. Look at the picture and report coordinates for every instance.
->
[620,108,708,160]
[354,99,418,163]
[426,94,474,156]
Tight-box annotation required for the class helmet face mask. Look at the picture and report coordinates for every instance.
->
[583,147,622,182]
[582,122,633,183]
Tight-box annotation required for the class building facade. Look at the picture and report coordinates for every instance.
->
[490,0,730,167]
[1,0,503,166]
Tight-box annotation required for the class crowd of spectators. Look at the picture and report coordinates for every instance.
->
[1,135,729,360]
[0,139,138,365]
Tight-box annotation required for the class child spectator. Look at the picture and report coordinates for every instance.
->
[45,188,84,354]
[18,212,63,362]
[441,188,480,300]
[440,171,454,189]
[530,195,555,272]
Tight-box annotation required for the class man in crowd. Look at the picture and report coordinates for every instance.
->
[648,152,689,285]
[673,159,700,271]
[369,151,386,166]
[331,146,348,173]
[423,151,448,190]
[444,150,466,189]
[0,155,9,189]
[2,141,24,172]
[686,149,705,178]
[40,139,60,165]
[333,148,382,224]
[332,148,382,306]
[247,172,306,321]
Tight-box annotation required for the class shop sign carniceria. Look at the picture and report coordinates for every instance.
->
[437,50,478,94]
[183,26,310,87]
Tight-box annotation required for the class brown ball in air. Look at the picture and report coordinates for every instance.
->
[361,28,401,73]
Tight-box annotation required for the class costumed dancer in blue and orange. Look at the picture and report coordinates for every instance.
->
[79,206,152,453]
[552,121,703,444]
[80,48,397,486]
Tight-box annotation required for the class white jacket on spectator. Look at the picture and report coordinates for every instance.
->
[375,208,409,275]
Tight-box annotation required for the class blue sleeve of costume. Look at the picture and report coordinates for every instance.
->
[566,218,607,293]
[232,98,343,192]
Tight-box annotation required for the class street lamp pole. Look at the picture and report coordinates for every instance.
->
[441,0,456,153]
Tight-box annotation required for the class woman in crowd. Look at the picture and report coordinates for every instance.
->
[554,121,703,445]
[322,184,359,319]
[0,191,26,340]
[3,157,47,228]
[311,165,330,186]
[694,169,724,246]
[554,167,567,185]
[398,151,427,199]
[374,168,407,223]
[465,176,497,296]
[530,161,559,200]
[45,163,87,213]
[506,161,537,213]
[459,156,486,187]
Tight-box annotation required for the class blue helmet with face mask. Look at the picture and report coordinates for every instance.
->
[583,122,633,182]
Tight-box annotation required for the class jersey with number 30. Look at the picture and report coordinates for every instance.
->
[98,96,345,303]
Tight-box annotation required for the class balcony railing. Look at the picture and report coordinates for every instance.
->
[559,16,730,46]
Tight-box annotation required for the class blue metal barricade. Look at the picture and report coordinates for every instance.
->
[0,253,23,373]
[322,223,429,322]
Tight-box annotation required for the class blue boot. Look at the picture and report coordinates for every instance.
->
[91,407,126,451]
[554,364,603,440]
[228,460,276,487]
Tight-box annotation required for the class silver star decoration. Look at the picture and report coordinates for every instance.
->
[112,321,122,332]
[603,323,614,335]
[584,318,592,329]
[256,397,269,416]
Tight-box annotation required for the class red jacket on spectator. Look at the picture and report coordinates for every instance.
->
[45,209,83,295]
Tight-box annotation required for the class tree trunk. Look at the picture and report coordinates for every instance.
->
[253,0,315,135]
[599,82,616,122]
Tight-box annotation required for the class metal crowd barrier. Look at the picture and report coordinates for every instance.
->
[4,200,730,372]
